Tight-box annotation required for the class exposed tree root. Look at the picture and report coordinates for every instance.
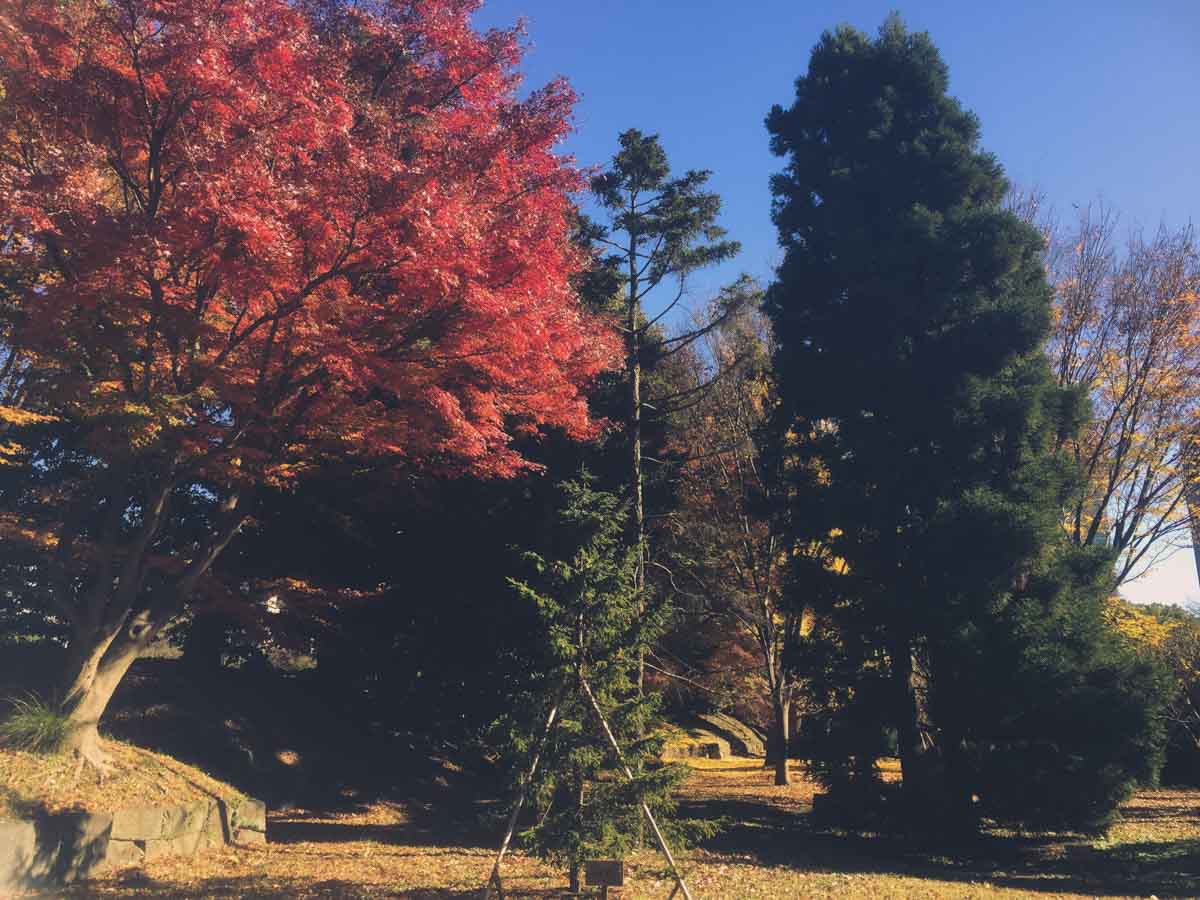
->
[69,727,114,782]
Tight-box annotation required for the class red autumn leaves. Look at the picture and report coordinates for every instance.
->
[0,0,617,482]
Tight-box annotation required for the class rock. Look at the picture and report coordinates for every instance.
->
[161,799,216,837]
[220,796,267,846]
[0,819,38,894]
[3,811,115,887]
[695,712,766,758]
[662,733,730,760]
[230,797,267,834]
[35,811,113,883]
[103,839,145,869]
[232,827,267,847]
[111,805,167,841]
[1,793,267,889]
[200,801,225,845]
[142,828,210,861]
[140,806,227,861]
[697,741,725,759]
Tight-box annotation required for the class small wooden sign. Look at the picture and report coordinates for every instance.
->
[584,859,625,887]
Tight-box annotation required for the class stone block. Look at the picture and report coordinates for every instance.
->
[206,821,226,848]
[111,805,167,841]
[696,712,767,758]
[216,797,234,843]
[161,799,216,838]
[230,797,267,834]
[141,809,232,861]
[3,793,268,889]
[33,811,112,883]
[142,828,206,861]
[668,739,728,760]
[232,826,267,848]
[103,839,145,869]
[0,819,38,894]
[200,801,225,844]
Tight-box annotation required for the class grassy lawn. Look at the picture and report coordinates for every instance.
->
[13,756,1199,898]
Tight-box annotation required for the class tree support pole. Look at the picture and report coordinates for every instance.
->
[483,696,562,900]
[579,674,695,900]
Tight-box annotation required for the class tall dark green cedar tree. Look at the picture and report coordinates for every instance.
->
[766,16,1167,831]
[495,475,713,891]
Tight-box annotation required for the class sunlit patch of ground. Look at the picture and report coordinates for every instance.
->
[17,758,1200,899]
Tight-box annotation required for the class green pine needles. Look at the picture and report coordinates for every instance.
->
[766,15,1170,833]
[495,474,716,890]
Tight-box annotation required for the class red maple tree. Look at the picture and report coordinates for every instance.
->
[0,0,615,769]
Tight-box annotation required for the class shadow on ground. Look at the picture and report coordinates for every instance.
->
[267,799,497,850]
[31,789,1199,899]
[39,867,573,899]
[679,791,1200,898]
[52,871,490,899]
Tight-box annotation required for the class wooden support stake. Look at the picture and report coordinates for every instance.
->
[579,674,695,900]
[483,697,561,900]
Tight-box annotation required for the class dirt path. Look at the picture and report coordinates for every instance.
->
[24,760,1200,899]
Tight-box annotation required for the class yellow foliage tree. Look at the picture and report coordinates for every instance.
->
[1105,596,1177,650]
[1040,202,1200,586]
[665,301,843,786]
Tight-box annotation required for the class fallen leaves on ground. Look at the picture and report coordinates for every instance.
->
[0,739,245,818]
[14,759,1200,899]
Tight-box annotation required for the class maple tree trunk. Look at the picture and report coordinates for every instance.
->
[61,625,143,775]
[60,619,125,710]
[54,495,242,776]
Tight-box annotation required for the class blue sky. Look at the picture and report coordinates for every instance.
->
[473,0,1199,606]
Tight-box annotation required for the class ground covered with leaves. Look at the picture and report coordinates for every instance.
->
[0,739,245,819]
[10,757,1197,899]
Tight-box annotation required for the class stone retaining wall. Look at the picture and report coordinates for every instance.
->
[694,712,766,758]
[663,734,730,760]
[0,795,265,894]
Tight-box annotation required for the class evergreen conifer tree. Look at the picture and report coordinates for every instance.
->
[766,16,1167,831]
[588,130,747,692]
[495,475,711,890]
